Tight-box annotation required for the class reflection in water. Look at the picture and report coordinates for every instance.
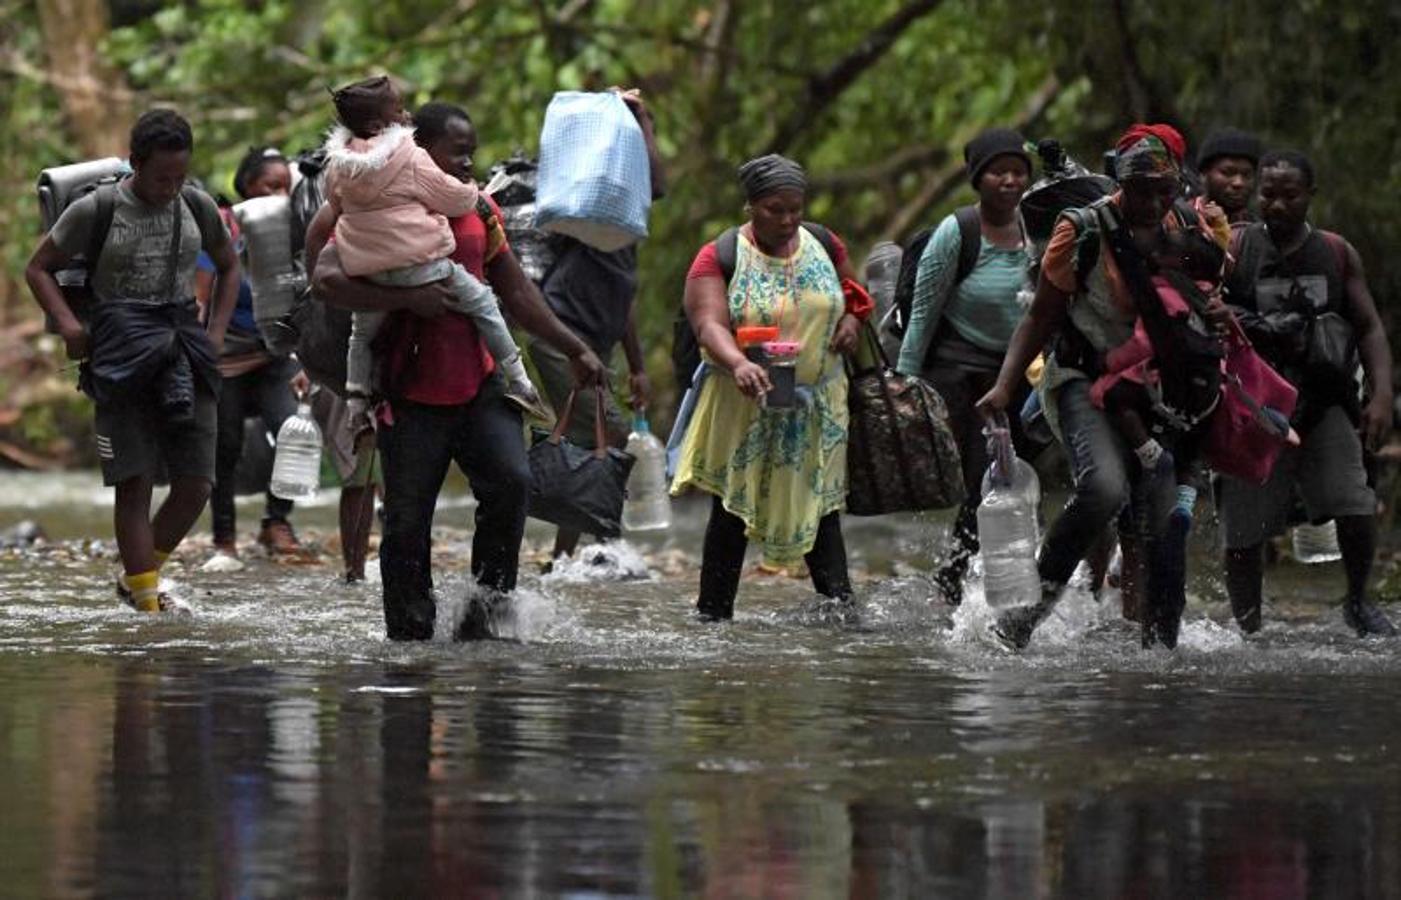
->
[1,483,1400,896]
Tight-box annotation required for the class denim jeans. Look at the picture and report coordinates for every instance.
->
[1037,379,1175,587]
[377,375,530,640]
[211,354,299,542]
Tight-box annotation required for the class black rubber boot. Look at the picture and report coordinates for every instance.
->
[1142,510,1190,650]
[991,581,1063,651]
[1225,545,1265,634]
[1342,595,1398,638]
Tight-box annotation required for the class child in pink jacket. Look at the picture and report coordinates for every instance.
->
[323,76,545,428]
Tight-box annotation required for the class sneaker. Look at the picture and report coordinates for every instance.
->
[213,537,238,558]
[116,580,183,614]
[257,519,309,559]
[1342,596,1398,638]
[454,591,508,641]
[504,382,553,422]
[990,583,1062,651]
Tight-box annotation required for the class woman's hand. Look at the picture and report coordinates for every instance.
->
[732,359,772,400]
[829,313,862,355]
[628,370,651,411]
[975,381,1014,423]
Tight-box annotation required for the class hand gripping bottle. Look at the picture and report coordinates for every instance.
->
[270,399,323,500]
[976,413,1041,610]
[622,412,671,531]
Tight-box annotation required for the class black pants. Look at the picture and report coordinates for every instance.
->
[924,362,1033,582]
[211,356,299,542]
[697,495,851,620]
[377,376,530,641]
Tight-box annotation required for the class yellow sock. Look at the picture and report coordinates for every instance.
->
[125,570,161,613]
[120,551,170,594]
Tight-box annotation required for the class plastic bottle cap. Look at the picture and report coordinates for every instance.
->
[761,341,801,357]
[736,325,780,348]
[633,415,650,433]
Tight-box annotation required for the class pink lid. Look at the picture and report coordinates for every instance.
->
[761,340,801,357]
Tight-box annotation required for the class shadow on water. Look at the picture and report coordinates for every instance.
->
[1,472,1399,897]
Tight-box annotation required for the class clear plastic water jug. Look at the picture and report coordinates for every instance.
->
[270,401,323,500]
[977,415,1041,611]
[621,414,671,532]
[1292,520,1342,564]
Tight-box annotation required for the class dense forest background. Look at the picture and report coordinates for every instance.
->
[2,0,1399,462]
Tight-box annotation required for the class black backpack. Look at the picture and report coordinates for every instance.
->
[670,222,840,391]
[886,205,982,339]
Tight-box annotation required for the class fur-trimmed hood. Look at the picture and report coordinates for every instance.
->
[322,123,418,199]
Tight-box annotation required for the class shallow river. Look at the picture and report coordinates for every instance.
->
[1,473,1398,898]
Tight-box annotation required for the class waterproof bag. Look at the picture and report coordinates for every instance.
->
[1204,316,1298,485]
[527,387,636,537]
[534,91,651,251]
[845,322,965,516]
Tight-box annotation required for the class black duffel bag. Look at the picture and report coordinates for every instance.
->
[527,387,635,537]
[845,323,964,516]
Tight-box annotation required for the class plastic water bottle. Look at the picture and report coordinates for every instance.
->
[269,401,322,500]
[1292,520,1342,564]
[977,417,1041,611]
[621,414,670,531]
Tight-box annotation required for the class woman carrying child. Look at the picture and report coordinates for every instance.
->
[976,124,1236,651]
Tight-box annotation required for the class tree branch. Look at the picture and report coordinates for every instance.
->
[809,143,949,191]
[876,73,1061,242]
[765,0,946,154]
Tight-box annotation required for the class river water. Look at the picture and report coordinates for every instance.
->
[1,472,1399,898]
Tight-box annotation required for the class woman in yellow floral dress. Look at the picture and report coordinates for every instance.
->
[672,154,864,620]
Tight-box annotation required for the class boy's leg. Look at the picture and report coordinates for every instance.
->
[114,476,158,576]
[151,383,218,559]
[211,370,250,550]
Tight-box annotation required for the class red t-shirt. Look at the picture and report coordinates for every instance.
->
[687,228,849,280]
[384,199,509,406]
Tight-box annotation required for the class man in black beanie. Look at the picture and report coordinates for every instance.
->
[1196,127,1263,225]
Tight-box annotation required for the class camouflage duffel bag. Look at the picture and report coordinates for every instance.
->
[844,324,965,516]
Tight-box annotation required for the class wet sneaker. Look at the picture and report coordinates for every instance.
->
[990,582,1062,651]
[504,382,553,422]
[116,579,185,615]
[257,519,309,559]
[1342,596,1398,638]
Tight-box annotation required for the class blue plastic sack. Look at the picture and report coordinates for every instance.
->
[534,91,652,252]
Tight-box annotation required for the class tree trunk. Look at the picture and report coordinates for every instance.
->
[35,0,132,159]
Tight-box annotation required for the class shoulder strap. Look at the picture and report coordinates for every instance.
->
[86,184,117,270]
[952,205,981,284]
[801,221,838,267]
[1062,203,1105,290]
[715,226,740,284]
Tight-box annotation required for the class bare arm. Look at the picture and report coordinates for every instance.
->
[24,236,86,359]
[204,240,241,353]
[684,274,770,399]
[618,91,666,199]
[1342,242,1394,450]
[975,270,1071,419]
[484,248,605,387]
[829,253,862,354]
[622,303,649,409]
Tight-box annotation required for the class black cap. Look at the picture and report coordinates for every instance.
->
[964,128,1032,187]
[1197,127,1263,171]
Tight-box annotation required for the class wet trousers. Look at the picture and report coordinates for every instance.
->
[697,495,851,620]
[211,356,299,542]
[377,376,530,640]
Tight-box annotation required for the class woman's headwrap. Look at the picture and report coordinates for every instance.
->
[737,154,807,201]
[1115,123,1186,180]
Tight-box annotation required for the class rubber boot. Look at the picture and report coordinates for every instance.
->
[1224,544,1264,634]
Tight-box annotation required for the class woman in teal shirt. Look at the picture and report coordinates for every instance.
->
[897,129,1033,606]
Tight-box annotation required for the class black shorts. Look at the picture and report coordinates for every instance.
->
[94,383,218,486]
